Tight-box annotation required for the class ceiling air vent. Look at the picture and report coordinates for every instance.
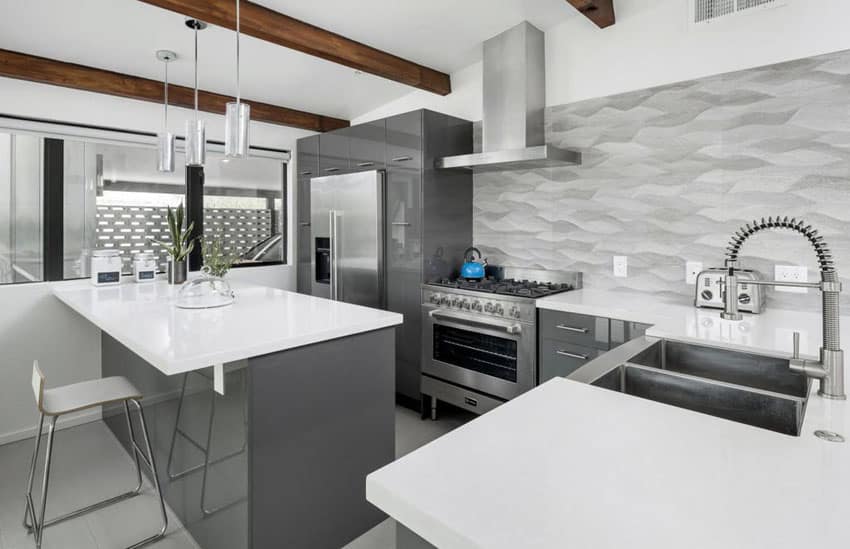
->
[691,0,785,25]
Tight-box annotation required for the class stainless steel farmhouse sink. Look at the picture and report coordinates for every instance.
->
[571,339,811,436]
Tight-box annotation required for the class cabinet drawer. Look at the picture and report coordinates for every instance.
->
[539,339,604,384]
[386,111,422,168]
[539,309,610,350]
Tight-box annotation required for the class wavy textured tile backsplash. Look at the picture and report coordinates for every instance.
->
[473,49,850,312]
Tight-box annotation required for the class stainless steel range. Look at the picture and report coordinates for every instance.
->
[421,267,582,418]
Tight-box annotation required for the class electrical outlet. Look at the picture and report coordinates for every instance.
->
[613,256,628,278]
[775,265,808,293]
[685,261,703,285]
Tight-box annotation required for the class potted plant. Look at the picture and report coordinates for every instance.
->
[201,232,236,279]
[150,203,195,284]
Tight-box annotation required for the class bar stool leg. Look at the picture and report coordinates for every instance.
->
[200,368,248,517]
[123,401,143,494]
[127,399,168,548]
[166,373,191,480]
[23,413,45,532]
[35,416,58,548]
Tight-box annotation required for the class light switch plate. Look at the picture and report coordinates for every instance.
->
[685,261,703,285]
[775,265,808,293]
[613,256,628,278]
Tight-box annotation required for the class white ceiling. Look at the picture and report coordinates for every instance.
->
[0,0,576,121]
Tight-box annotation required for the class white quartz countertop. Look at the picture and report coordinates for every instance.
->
[368,378,850,549]
[53,279,402,375]
[537,289,850,361]
[367,288,850,548]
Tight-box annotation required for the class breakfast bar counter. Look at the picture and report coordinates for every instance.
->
[53,280,402,549]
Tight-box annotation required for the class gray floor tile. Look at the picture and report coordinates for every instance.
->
[0,405,471,549]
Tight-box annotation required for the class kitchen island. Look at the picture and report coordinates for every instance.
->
[53,280,402,549]
[367,289,850,549]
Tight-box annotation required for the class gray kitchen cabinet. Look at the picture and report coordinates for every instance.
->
[539,310,610,351]
[348,119,386,171]
[296,135,319,294]
[318,131,349,175]
[295,109,473,403]
[538,310,651,384]
[386,111,422,169]
[539,339,605,382]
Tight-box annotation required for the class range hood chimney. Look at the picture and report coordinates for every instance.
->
[437,22,581,172]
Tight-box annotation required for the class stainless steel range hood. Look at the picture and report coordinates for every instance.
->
[436,22,581,172]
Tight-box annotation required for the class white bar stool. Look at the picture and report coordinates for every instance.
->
[23,361,168,549]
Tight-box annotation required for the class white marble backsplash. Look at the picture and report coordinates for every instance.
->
[473,49,850,312]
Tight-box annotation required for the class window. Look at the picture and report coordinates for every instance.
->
[63,141,188,278]
[203,151,286,265]
[0,132,44,284]
[0,117,290,285]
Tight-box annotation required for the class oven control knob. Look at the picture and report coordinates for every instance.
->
[440,296,450,305]
[509,306,520,318]
[429,294,440,304]
[472,301,483,312]
[484,302,495,313]
[460,299,470,310]
[494,304,504,315]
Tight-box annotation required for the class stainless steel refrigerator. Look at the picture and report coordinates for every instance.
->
[310,170,385,309]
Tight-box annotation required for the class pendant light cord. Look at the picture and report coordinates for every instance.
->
[235,0,241,106]
[163,60,169,129]
[193,26,199,115]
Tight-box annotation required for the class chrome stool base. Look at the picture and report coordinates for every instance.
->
[23,400,167,549]
[166,369,248,517]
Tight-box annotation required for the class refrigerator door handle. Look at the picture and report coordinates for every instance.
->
[329,210,339,300]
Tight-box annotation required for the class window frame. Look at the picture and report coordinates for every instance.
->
[0,115,290,283]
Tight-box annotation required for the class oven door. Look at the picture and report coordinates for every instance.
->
[422,305,535,400]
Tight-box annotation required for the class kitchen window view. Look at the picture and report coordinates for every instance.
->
[0,132,43,284]
[0,127,287,284]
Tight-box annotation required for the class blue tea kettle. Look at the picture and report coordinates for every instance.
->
[460,247,487,280]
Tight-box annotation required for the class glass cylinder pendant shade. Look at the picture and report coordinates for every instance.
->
[185,118,206,166]
[224,101,250,158]
[157,131,175,172]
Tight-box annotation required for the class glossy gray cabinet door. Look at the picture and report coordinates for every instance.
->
[349,119,386,171]
[318,131,349,175]
[385,111,423,400]
[386,111,422,169]
[296,135,319,294]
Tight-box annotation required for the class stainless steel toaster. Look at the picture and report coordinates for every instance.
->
[694,268,765,314]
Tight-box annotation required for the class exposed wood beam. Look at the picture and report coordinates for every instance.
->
[138,0,452,96]
[565,0,616,29]
[0,48,349,132]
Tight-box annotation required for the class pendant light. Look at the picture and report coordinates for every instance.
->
[185,19,207,167]
[224,0,250,158]
[156,49,177,172]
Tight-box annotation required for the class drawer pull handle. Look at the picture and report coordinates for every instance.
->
[357,162,375,167]
[299,222,311,227]
[324,167,341,173]
[391,222,411,226]
[556,350,589,360]
[556,324,588,334]
[392,155,413,162]
[464,397,478,407]
[299,171,313,176]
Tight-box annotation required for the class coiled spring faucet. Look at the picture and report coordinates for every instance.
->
[721,216,845,400]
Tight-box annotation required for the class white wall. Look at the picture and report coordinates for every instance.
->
[0,281,101,445]
[0,77,310,443]
[353,0,850,123]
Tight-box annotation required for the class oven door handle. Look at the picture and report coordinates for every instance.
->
[428,309,523,335]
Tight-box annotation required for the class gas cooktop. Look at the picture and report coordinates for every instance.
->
[428,277,575,298]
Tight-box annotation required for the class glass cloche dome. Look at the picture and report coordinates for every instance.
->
[175,274,235,309]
